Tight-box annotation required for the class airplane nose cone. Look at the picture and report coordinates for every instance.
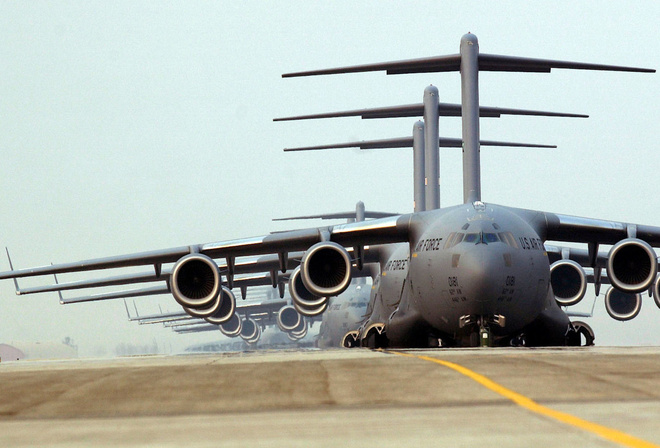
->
[459,246,502,304]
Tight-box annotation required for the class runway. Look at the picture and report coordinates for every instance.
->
[1,346,659,447]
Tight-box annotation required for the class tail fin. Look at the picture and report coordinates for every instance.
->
[282,33,654,204]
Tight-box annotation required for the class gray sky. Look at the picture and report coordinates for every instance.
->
[1,1,659,355]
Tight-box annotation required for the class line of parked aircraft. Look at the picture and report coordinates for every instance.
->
[2,34,658,349]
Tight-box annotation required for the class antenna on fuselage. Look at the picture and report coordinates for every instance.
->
[282,33,654,204]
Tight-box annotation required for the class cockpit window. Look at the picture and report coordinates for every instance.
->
[443,232,465,249]
[498,232,519,249]
[484,233,499,243]
[464,233,479,243]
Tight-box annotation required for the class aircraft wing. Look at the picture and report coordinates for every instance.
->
[0,214,412,280]
[533,211,660,246]
[514,207,660,294]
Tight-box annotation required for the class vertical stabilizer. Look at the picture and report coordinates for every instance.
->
[423,86,440,210]
[412,121,425,213]
[460,34,481,204]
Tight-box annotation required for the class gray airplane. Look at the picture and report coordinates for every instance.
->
[1,34,657,348]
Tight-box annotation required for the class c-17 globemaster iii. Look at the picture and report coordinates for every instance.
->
[0,34,657,348]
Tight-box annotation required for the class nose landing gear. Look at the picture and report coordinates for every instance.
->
[460,315,505,347]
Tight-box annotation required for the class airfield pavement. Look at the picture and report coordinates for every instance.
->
[0,346,659,447]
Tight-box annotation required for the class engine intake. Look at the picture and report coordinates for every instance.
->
[606,238,658,293]
[289,266,327,308]
[604,286,642,321]
[219,314,242,337]
[301,242,352,297]
[171,254,221,308]
[239,318,261,344]
[550,260,587,307]
[204,287,236,325]
[277,305,303,332]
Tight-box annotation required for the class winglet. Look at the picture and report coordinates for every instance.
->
[5,248,21,295]
[123,299,133,320]
[53,270,65,304]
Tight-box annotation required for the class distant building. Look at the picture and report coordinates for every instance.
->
[1,341,77,360]
[0,344,26,361]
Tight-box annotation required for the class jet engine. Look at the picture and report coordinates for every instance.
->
[220,313,242,337]
[549,260,587,307]
[293,299,328,317]
[204,287,236,325]
[301,242,352,297]
[289,266,328,315]
[171,253,221,309]
[240,317,261,344]
[653,275,660,310]
[277,305,303,332]
[289,321,308,340]
[606,238,658,293]
[604,286,642,321]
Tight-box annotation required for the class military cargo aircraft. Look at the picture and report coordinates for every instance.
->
[0,34,656,347]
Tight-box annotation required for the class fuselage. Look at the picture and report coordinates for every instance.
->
[317,280,370,348]
[368,201,564,346]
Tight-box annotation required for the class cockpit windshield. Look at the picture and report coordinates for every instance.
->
[444,230,518,248]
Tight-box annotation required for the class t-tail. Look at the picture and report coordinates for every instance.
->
[283,33,655,204]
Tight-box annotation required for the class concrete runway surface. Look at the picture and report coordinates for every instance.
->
[1,346,659,447]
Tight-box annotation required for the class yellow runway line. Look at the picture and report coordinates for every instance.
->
[386,350,659,448]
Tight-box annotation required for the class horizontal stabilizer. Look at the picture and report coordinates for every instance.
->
[283,53,654,78]
[274,211,398,221]
[285,137,555,152]
[284,137,412,151]
[275,103,587,121]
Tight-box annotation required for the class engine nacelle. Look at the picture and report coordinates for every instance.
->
[204,287,236,325]
[606,238,658,293]
[653,275,660,310]
[277,305,303,332]
[289,266,327,308]
[301,242,352,297]
[219,313,241,337]
[549,260,587,307]
[293,297,328,317]
[182,291,224,319]
[604,286,642,321]
[240,318,261,343]
[289,321,308,340]
[171,253,221,309]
